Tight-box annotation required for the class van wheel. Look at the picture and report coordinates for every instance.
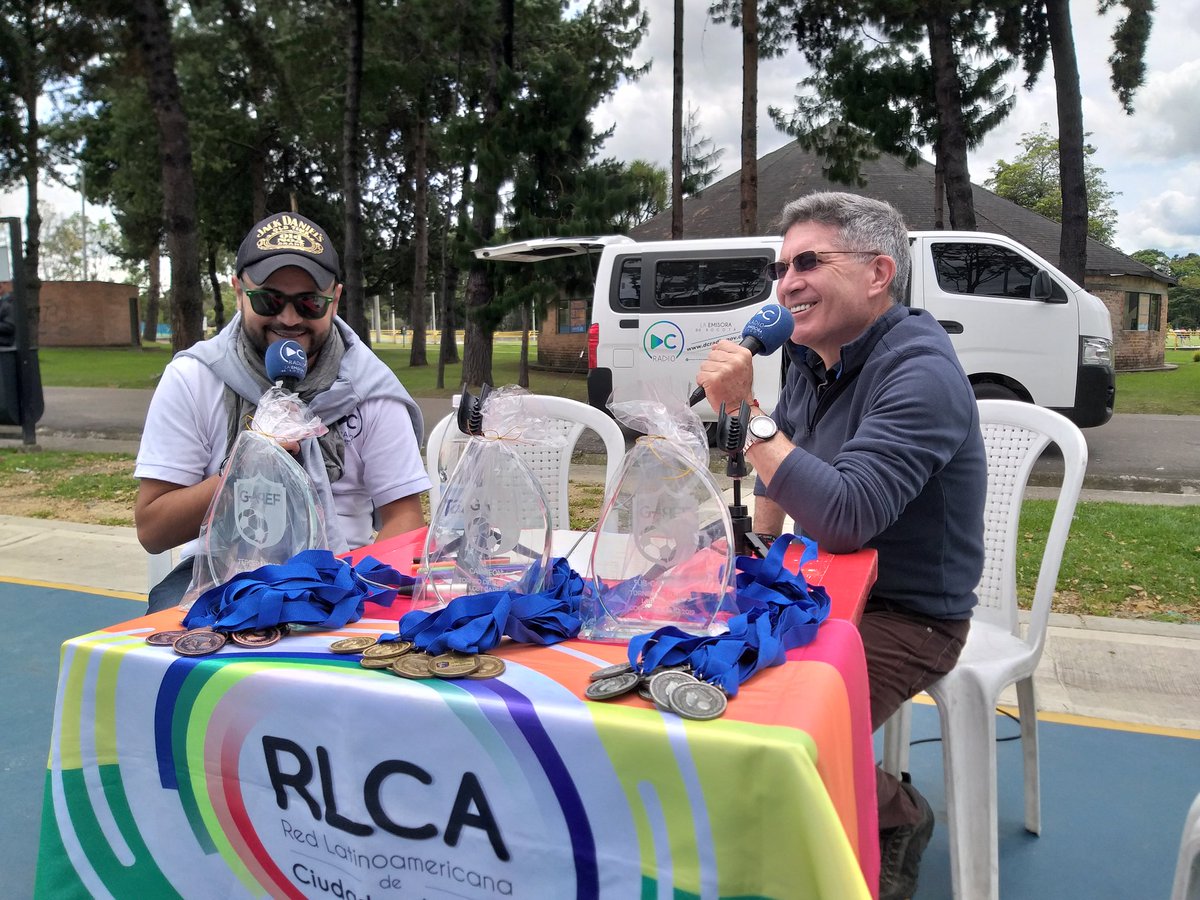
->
[972,382,1020,402]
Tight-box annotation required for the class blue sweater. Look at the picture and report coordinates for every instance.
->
[756,305,986,619]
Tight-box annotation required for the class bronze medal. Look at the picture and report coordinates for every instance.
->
[172,630,228,657]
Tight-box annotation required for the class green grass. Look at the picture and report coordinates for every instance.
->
[1017,499,1200,622]
[36,340,591,400]
[37,344,175,388]
[1114,349,1200,415]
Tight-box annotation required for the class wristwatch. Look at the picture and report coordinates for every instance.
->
[744,414,778,452]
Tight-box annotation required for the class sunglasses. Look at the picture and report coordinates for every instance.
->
[764,249,881,280]
[244,288,335,319]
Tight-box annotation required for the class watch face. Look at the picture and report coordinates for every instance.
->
[749,416,777,440]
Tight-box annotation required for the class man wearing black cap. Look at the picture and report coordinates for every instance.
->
[135,212,431,611]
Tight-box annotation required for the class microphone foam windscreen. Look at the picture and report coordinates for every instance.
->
[741,303,794,355]
[265,339,308,382]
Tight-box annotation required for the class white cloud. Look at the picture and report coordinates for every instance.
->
[1121,176,1200,255]
[1130,60,1200,160]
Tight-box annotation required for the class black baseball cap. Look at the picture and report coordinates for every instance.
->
[236,212,340,291]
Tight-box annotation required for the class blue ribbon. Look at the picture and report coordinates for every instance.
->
[390,557,586,655]
[626,535,830,696]
[182,549,412,632]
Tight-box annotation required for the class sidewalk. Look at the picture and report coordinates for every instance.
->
[3,509,1198,735]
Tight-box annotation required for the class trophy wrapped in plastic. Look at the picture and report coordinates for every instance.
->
[417,386,561,609]
[179,375,330,609]
[580,395,737,642]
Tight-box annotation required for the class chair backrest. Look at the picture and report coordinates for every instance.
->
[973,400,1087,653]
[1172,791,1200,900]
[425,395,627,529]
[146,548,178,593]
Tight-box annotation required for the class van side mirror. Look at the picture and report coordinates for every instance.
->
[1031,270,1062,302]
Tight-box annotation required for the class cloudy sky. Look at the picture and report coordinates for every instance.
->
[593,0,1200,257]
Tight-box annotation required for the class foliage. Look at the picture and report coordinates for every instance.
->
[36,208,122,281]
[681,103,724,196]
[736,0,1024,229]
[985,125,1119,244]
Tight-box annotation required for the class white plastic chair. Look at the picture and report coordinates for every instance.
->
[880,399,1088,900]
[147,548,177,593]
[424,395,627,528]
[1173,792,1200,900]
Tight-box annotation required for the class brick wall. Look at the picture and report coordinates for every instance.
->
[536,304,588,370]
[0,281,139,347]
[1086,274,1169,371]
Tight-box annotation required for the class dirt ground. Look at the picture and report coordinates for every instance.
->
[0,455,608,532]
[0,455,137,526]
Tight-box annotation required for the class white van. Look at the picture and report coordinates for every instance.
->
[476,231,1116,428]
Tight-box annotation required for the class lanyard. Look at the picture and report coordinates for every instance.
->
[627,535,830,695]
[182,550,411,632]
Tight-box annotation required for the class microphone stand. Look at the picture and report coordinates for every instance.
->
[716,402,772,559]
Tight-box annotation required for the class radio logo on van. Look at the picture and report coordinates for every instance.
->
[644,321,685,360]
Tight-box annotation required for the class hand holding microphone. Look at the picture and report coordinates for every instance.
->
[689,303,793,407]
[263,339,309,454]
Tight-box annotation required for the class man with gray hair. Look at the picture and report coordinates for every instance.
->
[697,191,987,899]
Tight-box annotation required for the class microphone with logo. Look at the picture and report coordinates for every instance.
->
[687,302,794,407]
[265,339,308,392]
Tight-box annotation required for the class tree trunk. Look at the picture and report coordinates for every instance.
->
[461,0,513,389]
[670,0,683,239]
[1046,0,1087,283]
[131,0,204,352]
[142,243,161,343]
[517,301,529,388]
[440,171,468,381]
[341,0,370,344]
[926,12,976,231]
[207,245,225,331]
[409,114,430,367]
[739,0,758,235]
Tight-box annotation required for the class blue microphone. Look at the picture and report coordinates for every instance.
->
[265,339,308,391]
[688,303,794,406]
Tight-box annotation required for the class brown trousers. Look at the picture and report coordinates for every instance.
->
[859,599,970,830]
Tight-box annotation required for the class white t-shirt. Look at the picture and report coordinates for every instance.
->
[135,355,430,555]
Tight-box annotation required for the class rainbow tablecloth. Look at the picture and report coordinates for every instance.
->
[36,590,878,899]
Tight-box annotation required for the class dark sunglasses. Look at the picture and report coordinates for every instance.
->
[764,249,881,280]
[244,287,334,319]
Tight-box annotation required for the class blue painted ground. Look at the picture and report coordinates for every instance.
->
[896,701,1199,899]
[2,580,1195,899]
[0,581,144,900]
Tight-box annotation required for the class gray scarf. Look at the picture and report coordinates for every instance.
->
[180,314,425,553]
[227,324,348,483]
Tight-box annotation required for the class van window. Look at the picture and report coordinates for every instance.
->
[610,252,773,311]
[616,257,642,309]
[931,242,1068,300]
[656,256,772,308]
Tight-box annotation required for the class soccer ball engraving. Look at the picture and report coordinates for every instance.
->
[238,506,270,546]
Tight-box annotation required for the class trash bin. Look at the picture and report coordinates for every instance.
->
[0,348,19,426]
